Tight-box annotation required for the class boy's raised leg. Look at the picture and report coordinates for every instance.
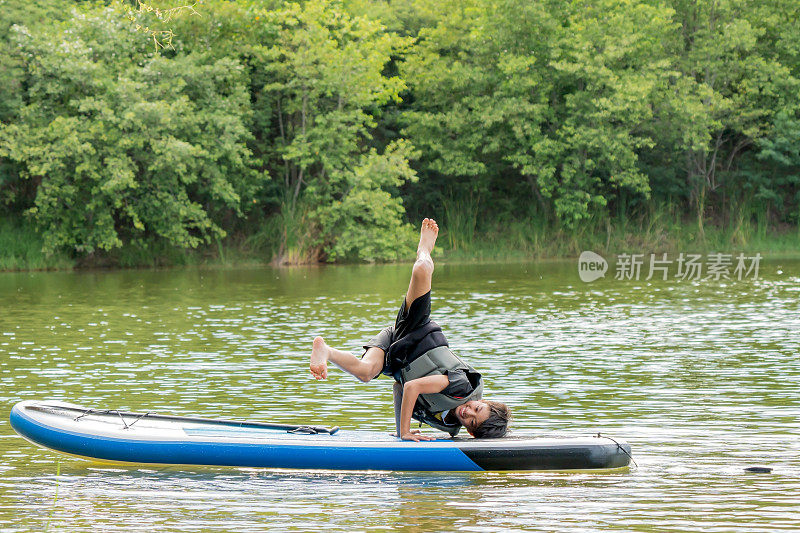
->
[405,218,439,311]
[310,218,438,383]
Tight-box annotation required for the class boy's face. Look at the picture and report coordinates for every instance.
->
[454,400,490,435]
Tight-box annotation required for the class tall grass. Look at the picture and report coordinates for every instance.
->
[264,196,319,265]
[2,205,798,272]
[108,239,195,268]
[440,205,800,262]
[244,213,283,261]
[0,219,73,271]
[441,189,479,252]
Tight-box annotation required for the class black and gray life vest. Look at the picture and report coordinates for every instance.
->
[396,345,483,436]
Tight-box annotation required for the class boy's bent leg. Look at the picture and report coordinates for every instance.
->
[405,218,439,311]
[393,381,403,436]
[310,336,384,383]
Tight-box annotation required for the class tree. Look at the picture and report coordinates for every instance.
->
[658,0,799,236]
[0,6,261,255]
[248,0,418,262]
[401,0,677,229]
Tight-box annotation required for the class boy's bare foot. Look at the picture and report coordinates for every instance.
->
[310,336,329,380]
[418,218,439,256]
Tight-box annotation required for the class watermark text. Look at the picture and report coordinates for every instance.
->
[578,252,761,282]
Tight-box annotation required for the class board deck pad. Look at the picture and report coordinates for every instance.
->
[10,401,632,472]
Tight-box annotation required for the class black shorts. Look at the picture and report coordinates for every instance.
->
[362,291,473,397]
[362,291,433,376]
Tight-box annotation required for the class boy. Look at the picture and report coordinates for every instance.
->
[309,218,510,441]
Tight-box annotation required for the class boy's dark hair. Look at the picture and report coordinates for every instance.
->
[472,400,510,438]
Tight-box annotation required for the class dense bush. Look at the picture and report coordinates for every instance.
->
[399,0,800,234]
[1,7,260,254]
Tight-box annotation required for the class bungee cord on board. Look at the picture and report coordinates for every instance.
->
[597,433,638,468]
[73,408,151,429]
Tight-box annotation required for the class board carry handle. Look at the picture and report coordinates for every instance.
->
[288,425,340,435]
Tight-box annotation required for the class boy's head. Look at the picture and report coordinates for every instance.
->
[455,400,510,438]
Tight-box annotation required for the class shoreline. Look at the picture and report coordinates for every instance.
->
[2,227,798,273]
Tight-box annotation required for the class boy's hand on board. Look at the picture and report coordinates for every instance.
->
[401,429,435,442]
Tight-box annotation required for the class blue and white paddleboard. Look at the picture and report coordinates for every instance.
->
[10,401,632,472]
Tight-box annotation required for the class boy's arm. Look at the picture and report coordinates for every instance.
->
[399,374,449,441]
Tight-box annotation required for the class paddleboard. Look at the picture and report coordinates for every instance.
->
[10,401,632,472]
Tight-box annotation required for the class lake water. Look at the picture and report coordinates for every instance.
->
[1,259,799,531]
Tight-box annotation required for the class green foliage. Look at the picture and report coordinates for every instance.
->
[310,140,419,262]
[0,0,70,123]
[0,6,262,255]
[401,0,800,235]
[249,0,417,262]
[401,0,673,228]
[2,0,800,269]
[645,0,800,235]
[0,0,77,219]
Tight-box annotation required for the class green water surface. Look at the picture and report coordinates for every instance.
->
[1,259,798,531]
